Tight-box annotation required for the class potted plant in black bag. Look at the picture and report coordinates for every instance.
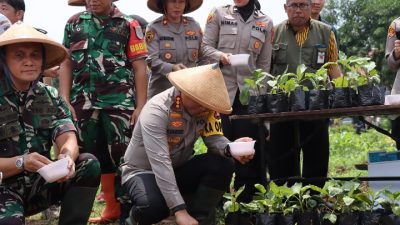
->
[332,53,368,108]
[308,62,335,110]
[356,187,387,225]
[239,69,269,114]
[265,71,292,113]
[355,59,386,106]
[252,182,296,225]
[223,174,252,225]
[378,190,400,224]
[283,64,315,111]
[288,183,323,225]
[319,180,364,225]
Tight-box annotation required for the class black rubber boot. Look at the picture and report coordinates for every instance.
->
[58,187,98,225]
[188,185,225,225]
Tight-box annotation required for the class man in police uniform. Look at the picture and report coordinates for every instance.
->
[0,22,100,225]
[145,0,203,99]
[59,0,148,223]
[121,64,255,225]
[386,17,400,149]
[201,0,273,202]
[269,0,341,184]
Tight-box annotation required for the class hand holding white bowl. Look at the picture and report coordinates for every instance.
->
[228,137,255,164]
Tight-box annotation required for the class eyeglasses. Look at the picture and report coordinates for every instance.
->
[287,3,310,10]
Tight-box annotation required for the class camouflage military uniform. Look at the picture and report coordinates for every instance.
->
[0,78,100,224]
[62,5,147,170]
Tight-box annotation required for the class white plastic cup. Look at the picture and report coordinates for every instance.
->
[37,158,69,183]
[228,140,256,157]
[385,94,400,105]
[229,54,250,67]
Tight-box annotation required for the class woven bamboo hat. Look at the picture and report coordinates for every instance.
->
[168,64,232,114]
[147,0,203,14]
[0,22,67,69]
[68,0,118,6]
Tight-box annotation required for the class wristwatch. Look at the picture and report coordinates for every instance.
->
[15,155,24,170]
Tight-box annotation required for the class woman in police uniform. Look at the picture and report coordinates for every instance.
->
[146,0,203,99]
[0,22,100,225]
[201,0,273,202]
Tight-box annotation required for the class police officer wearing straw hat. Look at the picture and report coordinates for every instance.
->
[0,22,100,225]
[121,64,255,225]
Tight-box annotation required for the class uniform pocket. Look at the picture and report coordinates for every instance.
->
[186,40,200,62]
[218,26,237,49]
[248,30,266,54]
[312,44,327,69]
[160,40,177,63]
[272,43,288,64]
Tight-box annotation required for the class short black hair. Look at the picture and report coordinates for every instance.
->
[0,0,25,11]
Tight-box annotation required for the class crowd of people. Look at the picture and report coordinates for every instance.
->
[0,0,399,225]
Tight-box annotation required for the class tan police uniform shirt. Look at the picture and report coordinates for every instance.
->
[146,16,203,98]
[385,17,400,94]
[201,5,273,104]
[121,87,230,210]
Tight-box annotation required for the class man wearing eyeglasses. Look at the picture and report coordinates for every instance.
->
[268,0,341,186]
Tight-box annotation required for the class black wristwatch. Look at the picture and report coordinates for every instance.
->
[224,145,232,157]
[15,155,24,170]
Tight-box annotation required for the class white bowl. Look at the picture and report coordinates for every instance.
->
[229,54,250,67]
[385,95,400,105]
[37,158,69,183]
[228,140,256,157]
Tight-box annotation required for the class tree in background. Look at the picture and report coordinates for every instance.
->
[322,0,400,87]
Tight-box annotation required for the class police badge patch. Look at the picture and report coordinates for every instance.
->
[145,30,155,43]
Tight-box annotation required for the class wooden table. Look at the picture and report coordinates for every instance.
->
[229,105,400,185]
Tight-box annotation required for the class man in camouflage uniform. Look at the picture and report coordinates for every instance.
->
[0,22,100,225]
[59,0,148,223]
[386,17,400,149]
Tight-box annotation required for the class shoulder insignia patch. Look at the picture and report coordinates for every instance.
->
[145,30,155,43]
[388,24,396,39]
[207,12,215,24]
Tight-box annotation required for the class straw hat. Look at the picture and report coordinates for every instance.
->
[168,64,232,114]
[0,22,67,69]
[68,0,118,6]
[147,0,203,14]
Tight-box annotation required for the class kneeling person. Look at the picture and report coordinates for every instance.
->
[121,64,255,225]
[0,22,100,225]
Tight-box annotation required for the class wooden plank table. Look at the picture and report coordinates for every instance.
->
[229,105,400,185]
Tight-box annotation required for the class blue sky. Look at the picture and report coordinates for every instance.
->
[24,0,287,43]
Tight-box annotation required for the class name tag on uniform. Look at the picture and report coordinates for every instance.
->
[316,44,327,64]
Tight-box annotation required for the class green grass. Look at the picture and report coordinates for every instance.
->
[26,120,398,224]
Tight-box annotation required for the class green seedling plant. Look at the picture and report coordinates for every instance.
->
[252,182,296,215]
[223,173,246,215]
[335,52,381,91]
[379,190,400,216]
[287,182,323,213]
[311,61,337,90]
[353,186,386,212]
[239,69,268,105]
[319,180,365,224]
